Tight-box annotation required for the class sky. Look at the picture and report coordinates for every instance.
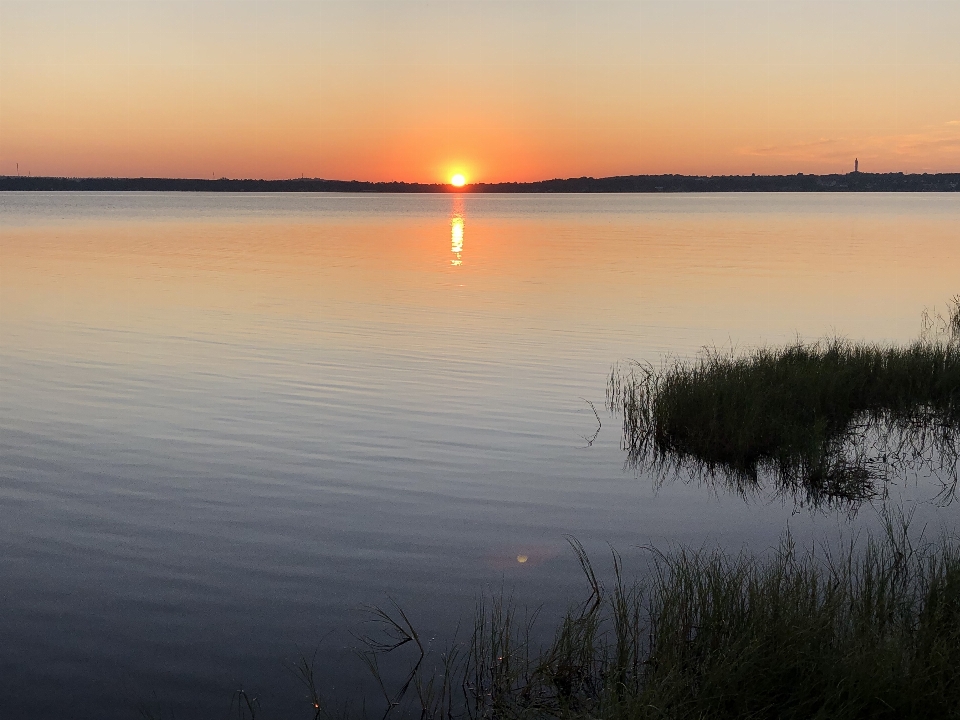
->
[1,0,958,183]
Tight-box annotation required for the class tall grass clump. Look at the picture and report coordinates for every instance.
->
[353,520,960,720]
[607,299,960,504]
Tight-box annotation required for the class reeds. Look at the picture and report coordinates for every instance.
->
[607,299,960,505]
[354,518,960,720]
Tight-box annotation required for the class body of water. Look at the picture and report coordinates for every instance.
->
[1,192,957,718]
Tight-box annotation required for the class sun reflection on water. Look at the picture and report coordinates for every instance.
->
[451,216,464,266]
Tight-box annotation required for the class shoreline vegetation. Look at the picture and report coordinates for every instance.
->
[143,302,960,720]
[3,172,960,194]
[168,518,960,720]
[348,522,959,720]
[607,301,960,508]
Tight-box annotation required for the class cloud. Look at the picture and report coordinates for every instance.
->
[737,125,960,165]
[737,137,846,160]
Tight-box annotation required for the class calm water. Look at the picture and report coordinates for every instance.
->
[1,192,958,718]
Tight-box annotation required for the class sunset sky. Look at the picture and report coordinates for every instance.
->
[1,0,958,183]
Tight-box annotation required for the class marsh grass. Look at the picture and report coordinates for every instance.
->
[349,517,960,720]
[140,523,960,720]
[606,299,960,506]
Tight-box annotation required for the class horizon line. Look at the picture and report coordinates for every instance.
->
[3,170,958,185]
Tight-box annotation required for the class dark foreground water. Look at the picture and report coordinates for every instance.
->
[1,192,957,718]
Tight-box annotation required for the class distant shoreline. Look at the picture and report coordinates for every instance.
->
[1,172,958,193]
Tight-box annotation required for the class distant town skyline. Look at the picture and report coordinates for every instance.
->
[1,0,958,183]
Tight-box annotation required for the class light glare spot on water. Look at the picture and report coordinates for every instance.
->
[451,215,464,265]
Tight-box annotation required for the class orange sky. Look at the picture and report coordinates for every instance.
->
[1,0,958,182]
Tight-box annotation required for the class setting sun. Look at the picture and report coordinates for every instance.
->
[450,174,466,187]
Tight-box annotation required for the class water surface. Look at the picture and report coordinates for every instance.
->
[1,192,957,718]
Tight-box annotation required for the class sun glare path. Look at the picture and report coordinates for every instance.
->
[451,174,466,187]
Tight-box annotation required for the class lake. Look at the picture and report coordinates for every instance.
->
[1,192,957,718]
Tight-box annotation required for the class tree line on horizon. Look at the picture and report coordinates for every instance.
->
[1,172,958,193]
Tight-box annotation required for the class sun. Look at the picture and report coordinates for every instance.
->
[450,174,466,187]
